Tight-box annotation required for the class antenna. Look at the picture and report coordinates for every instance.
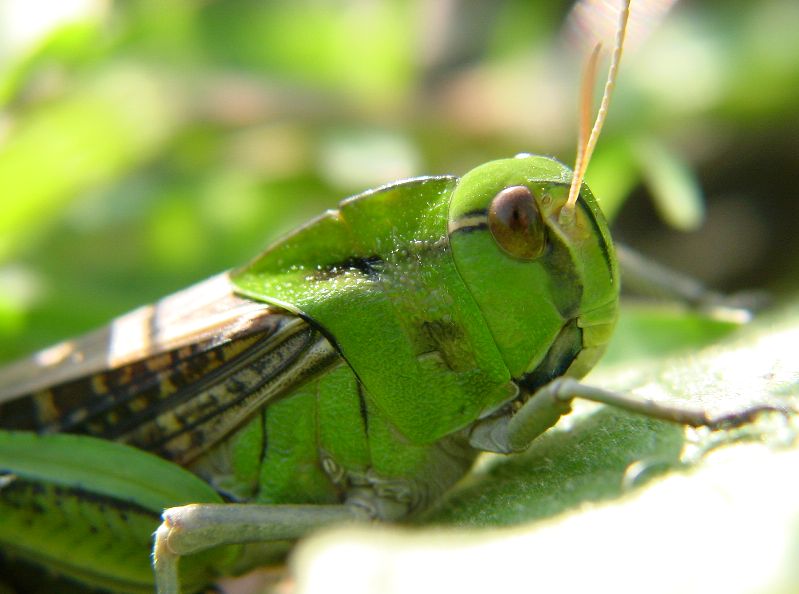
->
[561,0,632,225]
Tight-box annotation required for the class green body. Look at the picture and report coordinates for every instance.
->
[0,155,618,592]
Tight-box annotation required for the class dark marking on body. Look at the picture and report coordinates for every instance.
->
[576,196,615,282]
[420,319,472,372]
[517,319,583,394]
[451,222,488,234]
[312,255,384,281]
[356,382,369,434]
[421,319,465,348]
[448,208,489,235]
[459,208,488,218]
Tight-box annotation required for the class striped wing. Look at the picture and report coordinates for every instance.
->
[0,273,342,465]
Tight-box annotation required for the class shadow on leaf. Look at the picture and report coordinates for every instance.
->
[421,407,686,527]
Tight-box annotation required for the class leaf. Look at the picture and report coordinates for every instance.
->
[634,136,705,232]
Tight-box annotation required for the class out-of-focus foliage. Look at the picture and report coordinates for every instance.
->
[0,0,797,363]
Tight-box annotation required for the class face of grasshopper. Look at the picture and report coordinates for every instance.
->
[448,155,619,401]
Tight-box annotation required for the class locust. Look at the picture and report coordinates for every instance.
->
[0,2,781,593]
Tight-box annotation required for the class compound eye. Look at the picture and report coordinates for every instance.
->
[488,185,546,260]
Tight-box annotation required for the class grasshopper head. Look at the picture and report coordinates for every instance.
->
[449,0,631,400]
[448,154,619,395]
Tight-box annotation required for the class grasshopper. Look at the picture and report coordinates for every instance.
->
[0,2,780,593]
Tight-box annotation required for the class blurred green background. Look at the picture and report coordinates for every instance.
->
[0,0,798,362]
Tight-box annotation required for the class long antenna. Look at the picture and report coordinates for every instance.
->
[561,0,632,224]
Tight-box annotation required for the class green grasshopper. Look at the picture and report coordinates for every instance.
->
[0,2,780,593]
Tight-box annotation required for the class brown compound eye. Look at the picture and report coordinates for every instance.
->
[488,185,546,260]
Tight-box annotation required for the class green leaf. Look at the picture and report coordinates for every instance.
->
[634,136,705,232]
[602,302,742,366]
